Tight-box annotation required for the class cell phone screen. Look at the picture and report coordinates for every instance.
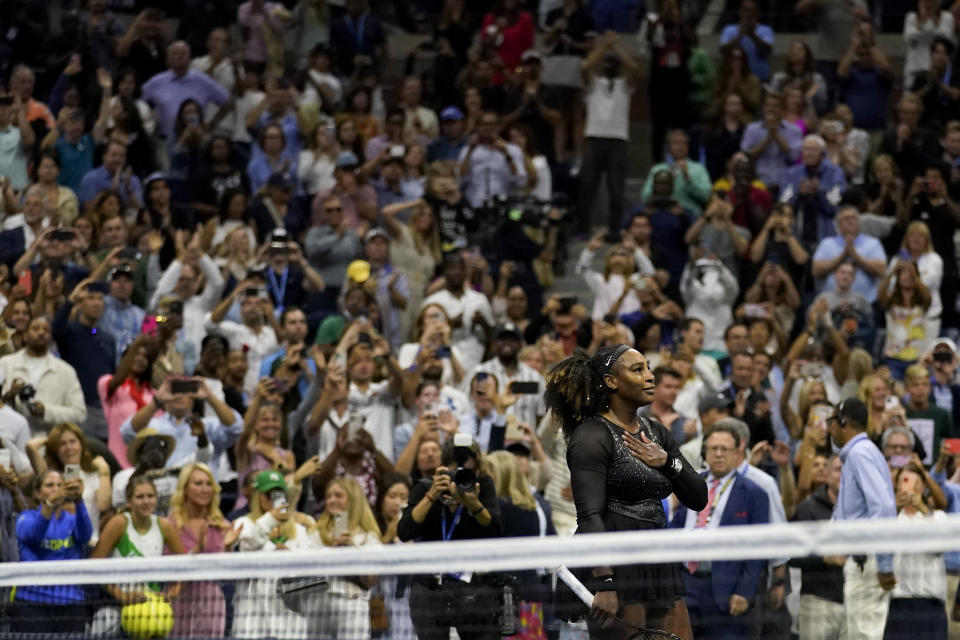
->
[509,381,539,395]
[170,379,199,394]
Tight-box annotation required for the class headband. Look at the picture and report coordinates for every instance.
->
[596,344,631,378]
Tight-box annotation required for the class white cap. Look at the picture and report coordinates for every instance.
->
[931,338,958,353]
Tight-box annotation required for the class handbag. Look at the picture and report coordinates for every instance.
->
[276,576,330,614]
[369,593,389,632]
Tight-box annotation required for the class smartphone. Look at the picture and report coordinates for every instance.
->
[332,512,348,538]
[505,414,524,441]
[170,379,200,395]
[933,352,953,364]
[17,269,32,297]
[889,454,911,468]
[885,395,901,411]
[64,463,81,481]
[435,346,451,359]
[0,448,10,470]
[270,488,288,510]
[119,247,142,261]
[809,405,834,432]
[743,303,767,318]
[346,413,364,440]
[510,381,539,395]
[244,286,266,298]
[603,313,617,325]
[141,315,159,336]
[272,378,290,393]
[167,300,184,316]
[557,296,577,312]
[50,229,76,242]
[942,438,960,455]
[799,362,824,378]
[475,372,489,383]
[357,331,372,344]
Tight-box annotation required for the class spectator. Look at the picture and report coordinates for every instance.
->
[878,261,932,380]
[885,462,950,640]
[643,129,712,217]
[780,134,847,246]
[0,316,86,435]
[769,41,828,116]
[116,9,169,86]
[889,221,943,340]
[575,31,636,239]
[794,0,868,96]
[98,336,155,469]
[681,258,739,353]
[400,76,439,143]
[826,398,898,638]
[719,0,774,82]
[790,454,846,640]
[8,65,55,133]
[927,338,960,428]
[683,191,751,277]
[470,325,545,430]
[329,0,387,75]
[33,153,79,227]
[304,477,382,639]
[0,187,50,270]
[903,364,954,463]
[52,281,118,442]
[481,0,536,82]
[77,141,144,210]
[41,106,102,199]
[575,236,642,323]
[645,0,693,162]
[166,462,239,636]
[740,93,803,189]
[903,0,955,83]
[713,45,762,117]
[911,38,960,133]
[458,111,527,209]
[671,422,770,639]
[141,41,230,144]
[702,94,749,181]
[0,93,35,192]
[237,0,290,74]
[248,125,298,195]
[502,51,563,166]
[811,205,887,303]
[398,304,467,391]
[838,25,894,133]
[428,107,468,164]
[10,470,91,634]
[190,28,237,107]
[878,94,940,184]
[640,366,694,444]
[120,376,243,477]
[151,239,226,351]
[206,283,280,395]
[313,423,394,508]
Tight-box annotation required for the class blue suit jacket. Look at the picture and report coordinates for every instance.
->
[671,472,770,610]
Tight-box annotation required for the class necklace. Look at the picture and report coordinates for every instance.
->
[602,411,641,435]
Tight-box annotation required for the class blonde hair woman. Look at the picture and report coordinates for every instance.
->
[780,374,828,440]
[306,477,382,640]
[167,463,240,637]
[232,470,316,639]
[887,221,942,345]
[487,451,554,640]
[859,373,893,438]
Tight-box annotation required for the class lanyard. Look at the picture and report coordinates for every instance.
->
[345,15,366,49]
[267,266,288,311]
[703,473,736,526]
[441,505,463,541]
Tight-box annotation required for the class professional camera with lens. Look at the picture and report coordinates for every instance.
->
[484,194,568,230]
[18,385,36,404]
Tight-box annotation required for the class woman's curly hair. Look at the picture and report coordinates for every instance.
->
[544,344,630,441]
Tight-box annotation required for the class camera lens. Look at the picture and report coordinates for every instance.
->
[454,466,477,492]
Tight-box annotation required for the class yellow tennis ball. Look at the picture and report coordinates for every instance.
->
[121,592,174,639]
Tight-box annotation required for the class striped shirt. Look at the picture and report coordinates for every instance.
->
[468,358,545,430]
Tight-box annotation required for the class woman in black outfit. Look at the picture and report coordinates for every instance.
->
[545,344,707,640]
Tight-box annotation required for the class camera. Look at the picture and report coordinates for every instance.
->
[484,194,567,229]
[440,466,478,494]
[18,384,36,404]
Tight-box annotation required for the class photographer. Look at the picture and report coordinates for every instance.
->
[458,111,527,209]
[0,316,86,435]
[398,434,502,640]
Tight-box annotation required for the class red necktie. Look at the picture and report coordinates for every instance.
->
[688,477,721,575]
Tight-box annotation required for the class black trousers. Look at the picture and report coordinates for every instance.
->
[11,601,88,635]
[575,137,628,236]
[408,580,501,640]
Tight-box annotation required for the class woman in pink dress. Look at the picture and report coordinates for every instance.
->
[167,463,241,637]
[98,336,155,468]
[234,399,296,510]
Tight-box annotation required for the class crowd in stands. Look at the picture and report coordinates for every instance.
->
[2,0,960,639]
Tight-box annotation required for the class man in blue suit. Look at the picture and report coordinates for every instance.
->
[671,420,770,639]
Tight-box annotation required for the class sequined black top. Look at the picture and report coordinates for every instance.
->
[567,416,708,534]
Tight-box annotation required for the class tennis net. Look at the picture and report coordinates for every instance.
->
[2,516,960,640]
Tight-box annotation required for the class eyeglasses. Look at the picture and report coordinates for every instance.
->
[705,446,733,454]
[325,206,343,213]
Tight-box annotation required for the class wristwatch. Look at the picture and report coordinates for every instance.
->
[669,456,683,475]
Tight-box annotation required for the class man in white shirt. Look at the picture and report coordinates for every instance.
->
[458,372,510,453]
[422,254,495,372]
[150,240,226,349]
[0,317,86,436]
[576,30,637,240]
[120,376,241,477]
[457,111,527,208]
[469,325,545,429]
[0,371,33,482]
[205,282,279,395]
[190,28,237,123]
[401,76,439,142]
[0,92,34,191]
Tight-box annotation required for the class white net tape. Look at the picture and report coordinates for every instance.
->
[4,515,960,586]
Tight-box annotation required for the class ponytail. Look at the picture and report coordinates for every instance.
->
[545,345,630,440]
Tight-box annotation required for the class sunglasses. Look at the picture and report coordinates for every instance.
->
[325,206,344,213]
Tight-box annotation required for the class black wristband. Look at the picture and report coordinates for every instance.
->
[469,505,485,516]
[592,575,615,591]
[660,453,682,479]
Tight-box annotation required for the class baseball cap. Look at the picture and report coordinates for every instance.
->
[505,441,532,456]
[440,106,464,121]
[255,469,287,494]
[315,314,346,345]
[336,151,359,169]
[494,323,522,340]
[108,264,134,281]
[364,227,390,244]
[86,281,109,295]
[143,172,167,189]
[931,338,958,353]
[699,392,733,415]
[521,49,542,63]
[346,259,371,283]
[267,172,295,190]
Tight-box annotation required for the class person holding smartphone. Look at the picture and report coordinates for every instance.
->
[305,477,382,639]
[11,469,91,634]
[469,325,545,430]
[120,375,243,477]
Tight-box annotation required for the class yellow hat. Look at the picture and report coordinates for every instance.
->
[346,260,371,283]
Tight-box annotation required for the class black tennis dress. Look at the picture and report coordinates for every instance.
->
[566,415,708,609]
